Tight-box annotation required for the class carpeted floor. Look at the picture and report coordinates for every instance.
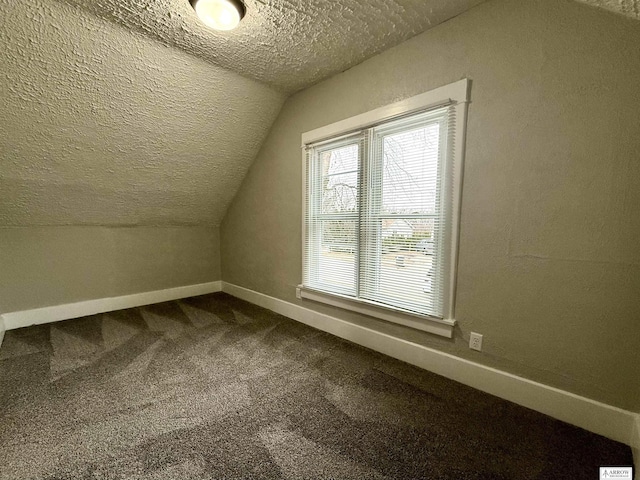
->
[0,293,632,479]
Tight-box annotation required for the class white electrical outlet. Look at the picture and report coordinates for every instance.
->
[295,286,302,299]
[469,332,483,351]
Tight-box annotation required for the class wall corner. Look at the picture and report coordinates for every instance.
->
[0,314,6,350]
[632,413,640,478]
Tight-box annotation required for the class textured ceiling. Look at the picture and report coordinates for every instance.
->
[575,0,640,20]
[0,0,285,227]
[53,0,486,93]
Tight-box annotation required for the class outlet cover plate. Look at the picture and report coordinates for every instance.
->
[469,332,483,351]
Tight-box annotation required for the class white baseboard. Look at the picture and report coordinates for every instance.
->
[222,281,637,447]
[2,281,222,331]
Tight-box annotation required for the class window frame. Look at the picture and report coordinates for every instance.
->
[300,79,470,338]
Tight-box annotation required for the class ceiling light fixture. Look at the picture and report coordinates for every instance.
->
[190,0,246,31]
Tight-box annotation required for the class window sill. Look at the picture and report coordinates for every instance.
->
[297,285,455,338]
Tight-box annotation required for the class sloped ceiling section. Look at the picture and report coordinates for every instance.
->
[0,0,286,227]
[575,0,639,19]
[53,0,487,93]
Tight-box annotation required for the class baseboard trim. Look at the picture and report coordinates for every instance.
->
[222,281,637,447]
[2,281,222,331]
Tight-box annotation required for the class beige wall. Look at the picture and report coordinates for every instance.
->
[221,0,640,411]
[0,0,284,314]
[0,226,220,313]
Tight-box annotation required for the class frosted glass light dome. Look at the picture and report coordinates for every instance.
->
[191,0,245,31]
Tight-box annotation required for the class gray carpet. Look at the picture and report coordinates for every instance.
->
[0,293,632,479]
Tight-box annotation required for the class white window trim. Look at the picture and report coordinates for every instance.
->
[300,79,470,338]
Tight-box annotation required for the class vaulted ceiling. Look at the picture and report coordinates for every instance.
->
[0,0,637,228]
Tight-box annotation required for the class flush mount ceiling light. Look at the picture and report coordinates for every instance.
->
[190,0,246,31]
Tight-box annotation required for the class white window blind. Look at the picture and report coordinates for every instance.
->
[301,79,469,335]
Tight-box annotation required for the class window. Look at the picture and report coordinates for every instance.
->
[300,79,469,338]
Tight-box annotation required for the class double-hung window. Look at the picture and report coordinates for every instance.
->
[300,79,469,338]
